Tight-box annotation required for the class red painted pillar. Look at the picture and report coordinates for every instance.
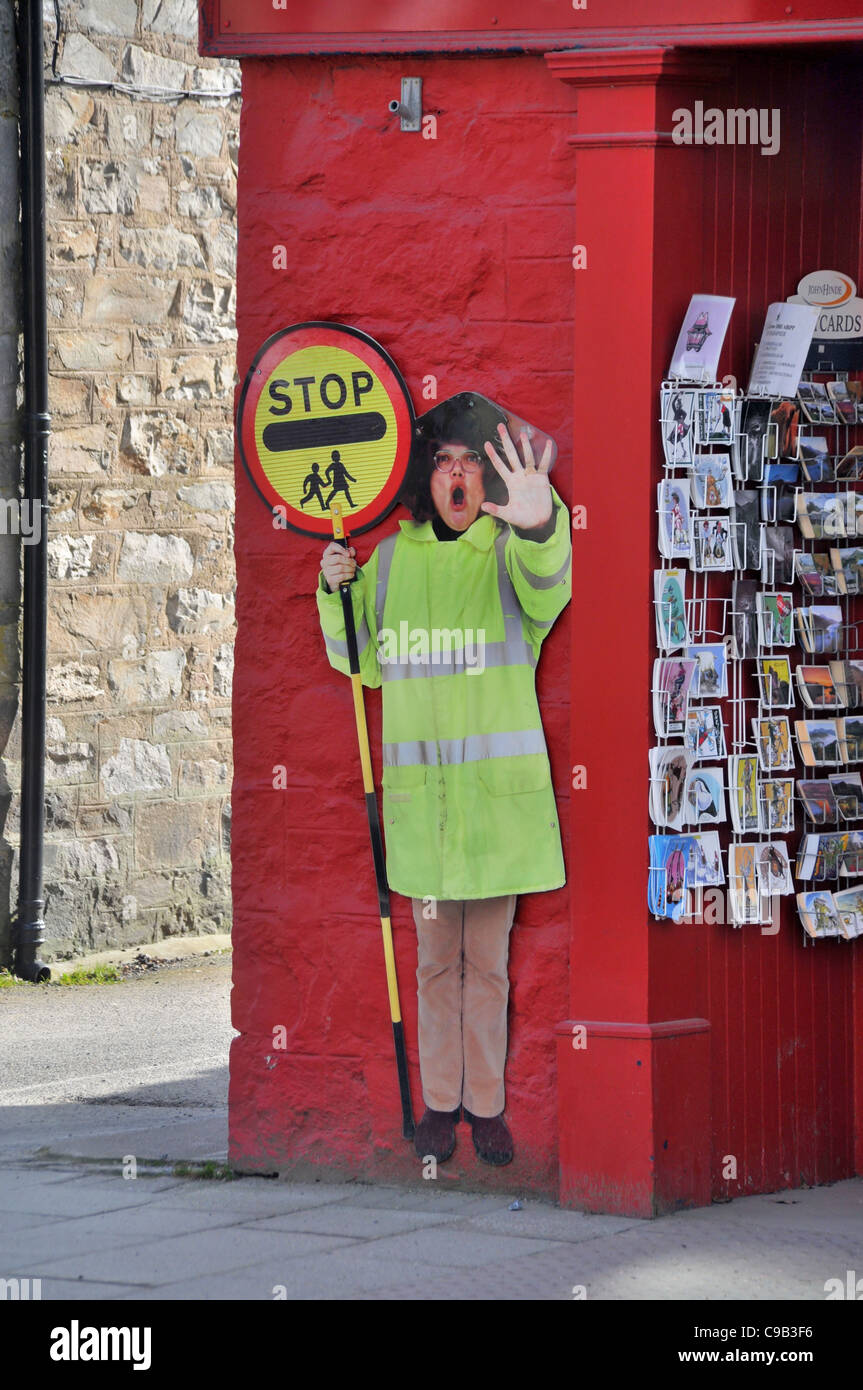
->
[546,48,728,1216]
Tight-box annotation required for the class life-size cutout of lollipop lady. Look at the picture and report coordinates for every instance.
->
[316,393,571,1167]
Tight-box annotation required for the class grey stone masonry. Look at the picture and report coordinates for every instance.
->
[0,1,239,963]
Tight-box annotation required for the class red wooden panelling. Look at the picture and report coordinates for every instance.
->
[698,51,863,1199]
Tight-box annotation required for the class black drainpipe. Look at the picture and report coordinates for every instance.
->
[12,0,50,983]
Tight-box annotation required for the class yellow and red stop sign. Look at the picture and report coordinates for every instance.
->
[237,322,415,536]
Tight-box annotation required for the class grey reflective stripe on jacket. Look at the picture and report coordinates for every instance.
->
[374,533,398,636]
[383,728,548,768]
[515,549,570,590]
[324,613,371,661]
[375,525,535,682]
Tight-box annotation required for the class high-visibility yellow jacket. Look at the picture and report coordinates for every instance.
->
[316,490,571,900]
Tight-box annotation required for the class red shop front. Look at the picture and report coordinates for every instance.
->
[200,1,863,1214]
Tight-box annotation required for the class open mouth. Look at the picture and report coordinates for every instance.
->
[451,485,465,508]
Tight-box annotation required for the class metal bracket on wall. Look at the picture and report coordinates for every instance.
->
[388,78,422,132]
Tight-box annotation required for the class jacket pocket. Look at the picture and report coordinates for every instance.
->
[477,755,550,796]
[383,764,427,801]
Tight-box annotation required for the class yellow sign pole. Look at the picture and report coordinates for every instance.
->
[330,501,414,1140]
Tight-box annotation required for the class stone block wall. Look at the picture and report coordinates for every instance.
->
[0,0,238,963]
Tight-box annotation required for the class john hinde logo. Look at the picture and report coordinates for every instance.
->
[50,1321,152,1371]
[672,101,780,157]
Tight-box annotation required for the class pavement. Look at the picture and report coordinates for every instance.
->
[1,946,862,1301]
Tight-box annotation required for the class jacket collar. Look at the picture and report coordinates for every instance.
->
[398,515,498,551]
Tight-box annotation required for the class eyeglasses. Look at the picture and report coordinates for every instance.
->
[432,450,483,473]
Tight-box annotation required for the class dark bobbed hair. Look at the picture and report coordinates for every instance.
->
[398,393,511,523]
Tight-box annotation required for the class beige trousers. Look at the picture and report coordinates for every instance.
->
[411,895,517,1118]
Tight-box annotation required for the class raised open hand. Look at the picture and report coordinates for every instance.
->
[481,423,553,530]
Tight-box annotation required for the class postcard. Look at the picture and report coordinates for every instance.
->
[661,387,697,465]
[770,398,800,460]
[686,643,729,699]
[753,716,794,772]
[760,778,795,833]
[737,397,773,482]
[687,832,725,886]
[648,834,691,920]
[683,765,726,826]
[729,754,760,833]
[827,546,863,596]
[760,527,795,585]
[798,436,832,483]
[796,779,838,825]
[731,578,760,659]
[832,886,863,938]
[826,380,857,425]
[829,772,863,819]
[836,445,863,479]
[653,657,698,737]
[795,664,842,710]
[649,747,695,830]
[840,716,863,762]
[796,492,846,541]
[796,891,844,939]
[699,389,737,446]
[756,842,794,896]
[729,843,761,923]
[794,551,837,598]
[685,706,726,761]
[692,455,733,508]
[730,490,762,570]
[757,656,793,707]
[654,568,689,650]
[829,660,863,708]
[657,478,693,560]
[795,719,843,767]
[756,592,793,646]
[668,294,736,382]
[692,515,733,571]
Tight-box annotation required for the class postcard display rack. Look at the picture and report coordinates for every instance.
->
[650,369,863,943]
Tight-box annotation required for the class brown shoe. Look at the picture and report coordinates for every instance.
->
[414,1106,460,1163]
[463,1109,513,1166]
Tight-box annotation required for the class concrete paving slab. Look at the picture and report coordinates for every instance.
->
[241,1205,463,1239]
[0,1170,167,1218]
[34,1225,364,1286]
[154,1176,358,1215]
[332,1225,560,1268]
[39,1277,150,1301]
[327,1182,525,1215]
[455,1206,644,1242]
[1,1204,233,1268]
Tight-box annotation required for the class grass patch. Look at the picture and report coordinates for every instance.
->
[56,964,123,986]
[0,968,19,988]
[172,1160,236,1182]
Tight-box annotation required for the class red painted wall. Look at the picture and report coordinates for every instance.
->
[230,54,576,1190]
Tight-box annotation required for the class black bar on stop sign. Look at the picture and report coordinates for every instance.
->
[262,411,387,452]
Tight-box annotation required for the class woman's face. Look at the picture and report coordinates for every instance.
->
[429,440,487,531]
